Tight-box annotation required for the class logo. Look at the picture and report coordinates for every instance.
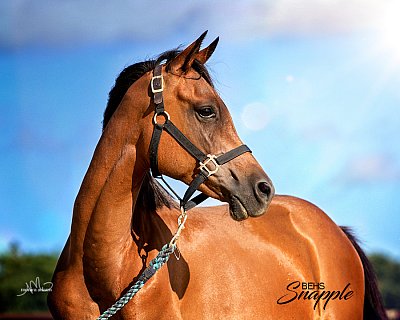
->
[17,277,53,297]
[277,281,354,310]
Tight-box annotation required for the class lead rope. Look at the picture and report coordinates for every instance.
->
[96,207,188,320]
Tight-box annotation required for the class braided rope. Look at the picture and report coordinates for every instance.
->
[96,244,176,320]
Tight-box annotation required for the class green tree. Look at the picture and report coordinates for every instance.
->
[0,242,58,313]
[369,253,400,309]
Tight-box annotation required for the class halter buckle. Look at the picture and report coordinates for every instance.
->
[199,154,220,177]
[151,75,164,93]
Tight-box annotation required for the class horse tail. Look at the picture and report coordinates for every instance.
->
[340,226,388,320]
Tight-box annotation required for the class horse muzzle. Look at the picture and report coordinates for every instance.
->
[225,173,275,221]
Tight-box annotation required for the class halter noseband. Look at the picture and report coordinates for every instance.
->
[149,64,251,211]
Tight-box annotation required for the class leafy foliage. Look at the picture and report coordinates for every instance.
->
[0,242,58,313]
[369,253,400,309]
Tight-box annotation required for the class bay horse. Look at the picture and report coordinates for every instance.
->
[48,32,387,319]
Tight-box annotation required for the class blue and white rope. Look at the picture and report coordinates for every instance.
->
[96,207,188,319]
[96,243,176,320]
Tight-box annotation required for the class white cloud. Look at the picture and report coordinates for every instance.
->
[0,0,393,48]
[0,0,198,48]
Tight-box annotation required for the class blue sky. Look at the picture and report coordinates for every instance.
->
[1,0,399,258]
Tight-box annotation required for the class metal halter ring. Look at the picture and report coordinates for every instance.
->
[153,111,170,126]
[199,154,220,177]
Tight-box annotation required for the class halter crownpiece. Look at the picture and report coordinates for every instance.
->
[149,64,251,211]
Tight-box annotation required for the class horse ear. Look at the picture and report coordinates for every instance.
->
[195,37,219,64]
[167,31,208,74]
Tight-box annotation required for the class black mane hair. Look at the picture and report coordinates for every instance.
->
[103,48,213,131]
[103,48,213,210]
[340,226,388,320]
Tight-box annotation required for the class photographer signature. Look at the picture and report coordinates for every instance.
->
[17,277,53,296]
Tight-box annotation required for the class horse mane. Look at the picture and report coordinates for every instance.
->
[136,172,178,211]
[340,226,388,319]
[103,48,214,131]
[103,48,214,210]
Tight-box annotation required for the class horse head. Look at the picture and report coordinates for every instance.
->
[136,32,274,220]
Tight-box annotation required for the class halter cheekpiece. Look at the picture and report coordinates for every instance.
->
[149,64,251,211]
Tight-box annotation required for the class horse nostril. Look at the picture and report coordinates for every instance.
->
[257,182,272,198]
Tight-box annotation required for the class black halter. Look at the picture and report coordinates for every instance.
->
[149,64,251,211]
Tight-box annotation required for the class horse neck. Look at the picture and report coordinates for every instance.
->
[69,77,150,262]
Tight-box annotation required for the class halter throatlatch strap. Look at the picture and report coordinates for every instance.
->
[149,64,251,211]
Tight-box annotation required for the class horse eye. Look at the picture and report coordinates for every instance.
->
[197,107,216,119]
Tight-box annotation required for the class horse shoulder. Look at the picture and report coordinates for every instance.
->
[48,236,100,319]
